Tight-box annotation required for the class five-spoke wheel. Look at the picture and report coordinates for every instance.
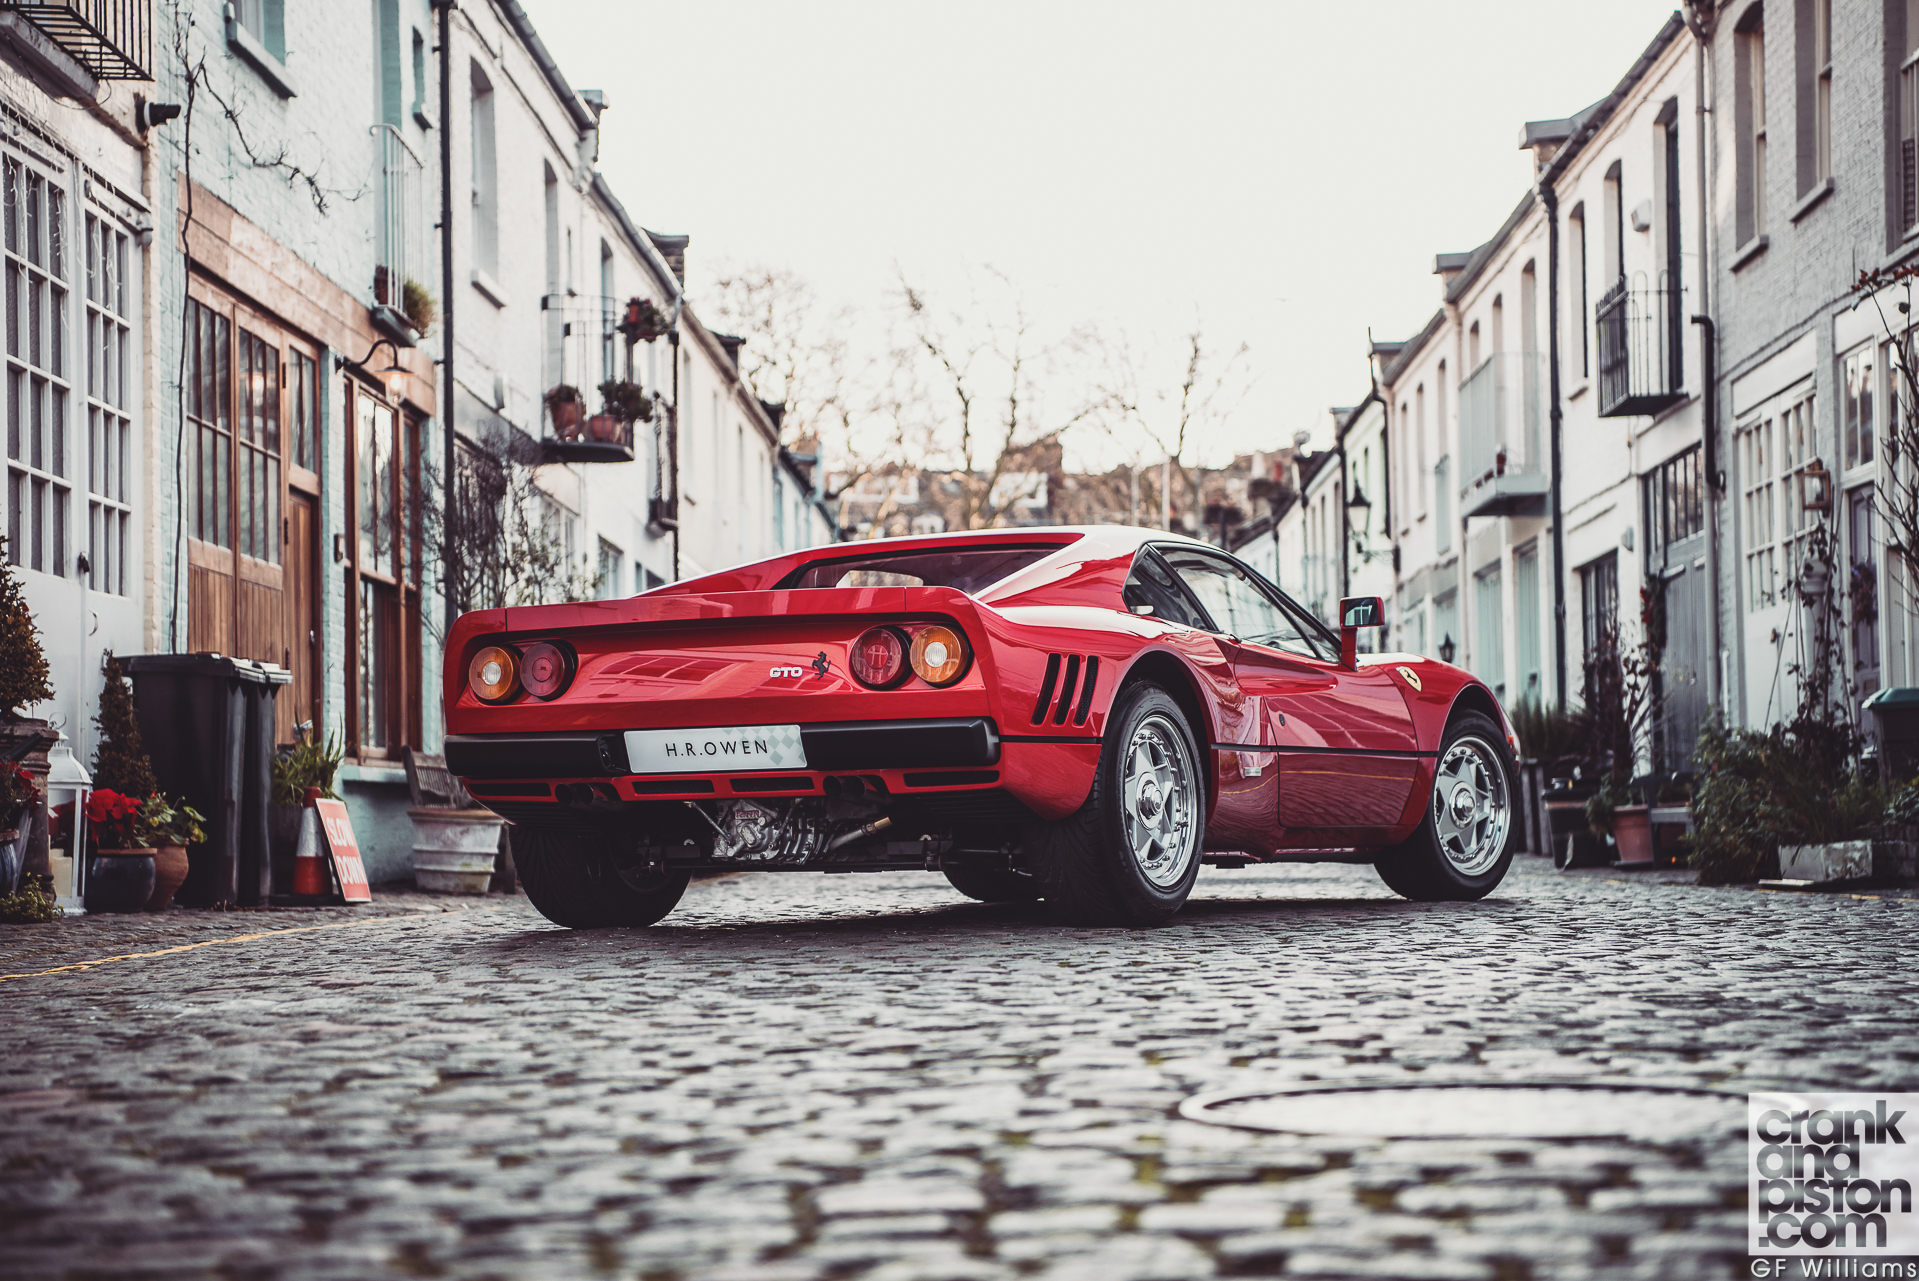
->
[1374,710,1518,902]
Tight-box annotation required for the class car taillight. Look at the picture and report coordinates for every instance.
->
[910,625,969,686]
[469,645,520,703]
[850,626,909,688]
[520,641,573,700]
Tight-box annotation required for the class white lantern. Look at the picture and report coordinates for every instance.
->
[42,732,90,913]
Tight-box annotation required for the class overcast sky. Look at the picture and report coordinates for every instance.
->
[520,0,1684,466]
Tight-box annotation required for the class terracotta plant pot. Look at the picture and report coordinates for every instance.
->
[549,398,584,439]
[85,848,157,914]
[587,413,623,443]
[144,845,189,912]
[1611,805,1654,866]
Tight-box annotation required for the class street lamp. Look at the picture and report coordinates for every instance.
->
[1438,633,1457,665]
[42,731,90,913]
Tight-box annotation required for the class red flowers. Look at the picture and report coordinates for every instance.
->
[84,788,144,849]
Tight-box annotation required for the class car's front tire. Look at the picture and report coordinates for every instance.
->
[1027,683,1203,926]
[1374,710,1517,901]
[513,822,691,928]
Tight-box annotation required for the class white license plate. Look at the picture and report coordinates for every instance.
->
[623,724,807,774]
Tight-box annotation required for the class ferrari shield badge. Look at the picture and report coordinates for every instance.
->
[1396,665,1422,692]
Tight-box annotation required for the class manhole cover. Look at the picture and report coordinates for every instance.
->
[1180,1081,1747,1141]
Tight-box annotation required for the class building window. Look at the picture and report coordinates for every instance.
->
[232,0,287,61]
[376,0,402,128]
[349,386,422,757]
[411,28,428,125]
[1659,105,1686,385]
[1434,456,1451,552]
[1602,161,1624,286]
[1645,446,1705,564]
[1795,0,1831,193]
[1903,1,1919,235]
[1414,385,1427,514]
[469,62,498,280]
[4,158,69,578]
[1736,5,1767,244]
[600,241,616,387]
[1738,393,1816,611]
[84,213,130,595]
[1569,203,1589,377]
[1844,346,1876,471]
[597,538,622,600]
[1580,553,1620,661]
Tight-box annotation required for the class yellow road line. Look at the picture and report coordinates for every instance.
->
[0,907,498,983]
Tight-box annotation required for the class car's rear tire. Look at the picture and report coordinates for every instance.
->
[1373,710,1517,902]
[513,822,691,928]
[1028,683,1203,926]
[941,863,1042,903]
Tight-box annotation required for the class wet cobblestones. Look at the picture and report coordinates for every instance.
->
[1,856,1914,1279]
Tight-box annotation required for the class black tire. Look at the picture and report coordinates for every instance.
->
[1374,710,1518,902]
[941,863,1042,903]
[1027,683,1204,926]
[513,822,691,928]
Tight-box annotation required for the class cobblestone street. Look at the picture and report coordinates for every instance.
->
[1,856,1914,1280]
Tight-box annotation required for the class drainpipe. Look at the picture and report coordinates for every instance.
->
[435,0,456,635]
[670,298,682,581]
[1335,421,1350,599]
[1544,182,1569,715]
[1684,0,1723,717]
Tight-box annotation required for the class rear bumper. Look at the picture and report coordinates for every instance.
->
[445,717,1001,780]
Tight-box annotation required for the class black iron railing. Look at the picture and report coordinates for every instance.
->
[0,1,151,80]
[1595,277,1686,418]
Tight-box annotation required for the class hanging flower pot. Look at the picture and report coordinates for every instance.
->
[545,385,585,439]
[586,413,622,443]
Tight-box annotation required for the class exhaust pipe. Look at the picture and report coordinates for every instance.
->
[824,816,892,853]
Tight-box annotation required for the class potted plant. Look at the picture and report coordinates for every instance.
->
[137,793,204,912]
[91,652,157,798]
[402,277,437,337]
[1581,594,1663,866]
[545,384,585,439]
[82,788,155,913]
[618,297,671,344]
[0,763,38,895]
[271,732,342,890]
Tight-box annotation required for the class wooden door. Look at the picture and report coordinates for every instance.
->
[185,285,323,747]
[285,490,318,741]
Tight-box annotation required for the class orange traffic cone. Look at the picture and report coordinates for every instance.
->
[291,785,328,896]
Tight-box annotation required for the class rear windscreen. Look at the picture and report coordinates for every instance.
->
[777,545,1061,593]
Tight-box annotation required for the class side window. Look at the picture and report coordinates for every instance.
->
[1123,550,1204,629]
[1162,548,1324,659]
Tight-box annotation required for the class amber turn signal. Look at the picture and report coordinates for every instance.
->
[910,625,969,686]
[468,645,520,703]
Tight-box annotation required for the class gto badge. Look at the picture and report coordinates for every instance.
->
[1396,665,1422,692]
[769,665,807,678]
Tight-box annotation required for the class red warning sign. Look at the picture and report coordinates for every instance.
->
[313,799,373,903]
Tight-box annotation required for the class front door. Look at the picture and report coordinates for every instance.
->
[184,285,322,745]
[1159,546,1420,843]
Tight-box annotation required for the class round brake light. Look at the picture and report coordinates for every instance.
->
[468,645,520,703]
[849,626,908,688]
[910,625,969,686]
[520,641,572,700]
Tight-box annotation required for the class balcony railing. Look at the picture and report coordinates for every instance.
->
[541,294,642,464]
[370,125,424,344]
[1458,352,1548,518]
[1595,276,1686,418]
[0,1,151,80]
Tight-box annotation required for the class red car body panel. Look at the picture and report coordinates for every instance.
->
[442,527,1512,859]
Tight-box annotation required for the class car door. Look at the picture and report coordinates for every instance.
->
[1158,546,1420,842]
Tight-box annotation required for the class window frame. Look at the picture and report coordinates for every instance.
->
[3,150,73,581]
[345,375,423,760]
[1147,543,1337,663]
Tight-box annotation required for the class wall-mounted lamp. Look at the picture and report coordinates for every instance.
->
[345,337,413,400]
[1438,633,1457,665]
[1801,459,1832,513]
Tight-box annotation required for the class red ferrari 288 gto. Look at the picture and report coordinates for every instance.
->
[442,527,1519,928]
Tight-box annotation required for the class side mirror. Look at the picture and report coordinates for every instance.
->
[1337,595,1385,669]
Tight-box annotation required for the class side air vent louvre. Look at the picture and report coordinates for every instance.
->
[1031,653,1062,724]
[1031,653,1099,727]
